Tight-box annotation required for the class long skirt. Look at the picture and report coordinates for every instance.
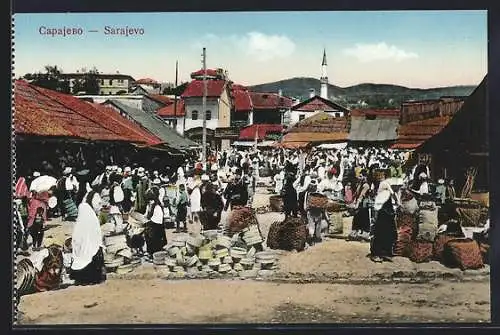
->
[370,209,397,257]
[352,207,371,233]
[70,248,106,285]
[62,197,78,220]
[306,208,323,241]
[144,222,167,255]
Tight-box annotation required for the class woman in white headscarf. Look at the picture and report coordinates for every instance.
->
[69,191,106,285]
[370,180,398,263]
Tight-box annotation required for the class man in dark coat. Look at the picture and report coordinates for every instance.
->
[223,169,248,211]
[281,176,298,218]
[201,182,224,230]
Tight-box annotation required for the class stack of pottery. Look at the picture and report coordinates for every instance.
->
[103,233,138,273]
[157,229,279,280]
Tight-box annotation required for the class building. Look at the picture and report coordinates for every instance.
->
[60,72,135,95]
[320,49,329,99]
[400,97,465,124]
[156,100,186,135]
[180,70,233,149]
[290,50,350,125]
[348,109,400,147]
[248,92,293,125]
[290,95,350,125]
[102,100,198,151]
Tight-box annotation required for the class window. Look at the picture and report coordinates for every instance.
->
[335,113,340,117]
[299,114,306,121]
[192,110,199,120]
[100,79,104,85]
[206,110,212,120]
[118,79,124,83]
[109,79,113,85]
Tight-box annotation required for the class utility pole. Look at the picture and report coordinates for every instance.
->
[202,47,207,168]
[174,60,178,130]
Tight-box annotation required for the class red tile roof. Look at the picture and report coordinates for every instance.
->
[391,116,452,149]
[232,87,253,112]
[249,92,293,110]
[147,94,173,106]
[181,79,227,98]
[136,78,159,84]
[190,69,219,79]
[14,80,161,145]
[288,111,350,134]
[239,124,284,140]
[350,109,400,118]
[292,95,350,114]
[156,100,186,117]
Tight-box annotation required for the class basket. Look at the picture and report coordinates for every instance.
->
[432,234,456,262]
[279,218,307,252]
[266,220,286,250]
[442,238,484,270]
[393,225,413,257]
[227,207,255,235]
[307,193,329,209]
[470,192,489,208]
[409,240,434,263]
[269,196,284,212]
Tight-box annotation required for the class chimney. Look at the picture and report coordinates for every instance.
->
[309,88,316,98]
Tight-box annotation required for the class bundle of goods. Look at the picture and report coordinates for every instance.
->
[417,201,438,242]
[226,206,258,236]
[267,217,307,252]
[307,193,329,210]
[327,210,344,235]
[269,195,284,212]
[158,230,279,279]
[103,233,139,274]
[453,198,484,227]
[441,238,484,270]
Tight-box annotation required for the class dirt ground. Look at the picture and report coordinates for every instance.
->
[18,279,490,324]
[15,186,491,324]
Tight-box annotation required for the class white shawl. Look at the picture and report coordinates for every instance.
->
[374,181,394,211]
[71,202,103,271]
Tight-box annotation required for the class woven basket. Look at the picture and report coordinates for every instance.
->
[442,238,484,270]
[393,226,413,257]
[409,240,434,263]
[267,220,285,250]
[479,242,489,265]
[280,222,308,252]
[432,234,456,262]
[269,195,284,212]
[307,193,329,209]
[227,207,254,235]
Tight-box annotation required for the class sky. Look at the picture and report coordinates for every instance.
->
[13,11,487,88]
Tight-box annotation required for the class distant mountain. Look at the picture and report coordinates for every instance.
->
[248,77,477,108]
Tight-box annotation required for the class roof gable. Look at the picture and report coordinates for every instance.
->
[292,95,350,113]
[181,79,227,98]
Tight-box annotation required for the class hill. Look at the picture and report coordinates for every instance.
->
[248,77,477,108]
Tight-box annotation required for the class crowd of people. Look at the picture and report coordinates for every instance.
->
[14,145,463,288]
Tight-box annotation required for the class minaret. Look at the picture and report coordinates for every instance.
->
[320,48,328,100]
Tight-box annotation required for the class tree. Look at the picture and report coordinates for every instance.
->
[72,66,100,95]
[23,65,70,93]
[162,82,188,96]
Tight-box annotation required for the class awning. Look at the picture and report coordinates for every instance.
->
[257,140,277,147]
[231,141,255,147]
[275,141,310,149]
[317,142,348,150]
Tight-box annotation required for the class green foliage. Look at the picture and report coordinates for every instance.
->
[23,65,70,93]
[162,82,189,96]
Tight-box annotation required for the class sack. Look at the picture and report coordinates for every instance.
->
[417,222,437,242]
[442,238,484,270]
[432,234,456,262]
[400,198,418,214]
[418,209,438,226]
[328,211,343,234]
[409,240,434,263]
[394,225,413,257]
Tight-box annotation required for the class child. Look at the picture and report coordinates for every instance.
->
[176,184,189,233]
[31,207,45,251]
